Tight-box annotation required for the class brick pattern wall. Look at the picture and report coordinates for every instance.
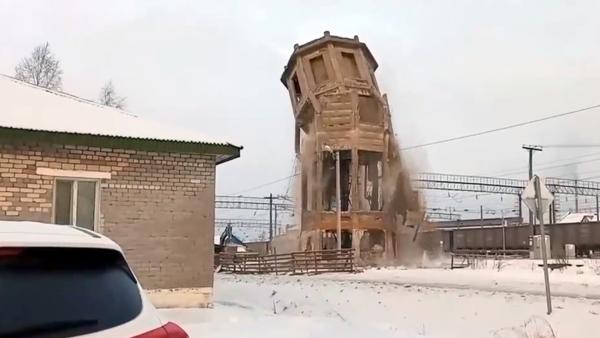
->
[0,141,216,289]
[0,148,53,220]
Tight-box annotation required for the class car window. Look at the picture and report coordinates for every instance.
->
[0,247,143,338]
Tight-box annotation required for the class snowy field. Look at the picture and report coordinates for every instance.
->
[326,258,600,298]
[160,259,600,338]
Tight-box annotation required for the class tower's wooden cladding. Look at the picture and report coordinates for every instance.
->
[282,32,415,259]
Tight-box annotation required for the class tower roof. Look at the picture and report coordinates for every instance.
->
[280,32,379,86]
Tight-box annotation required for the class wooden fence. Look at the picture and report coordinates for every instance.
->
[219,249,355,275]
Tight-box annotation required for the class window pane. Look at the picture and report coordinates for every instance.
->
[76,181,96,230]
[54,180,73,225]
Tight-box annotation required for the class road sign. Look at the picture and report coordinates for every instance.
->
[521,177,554,215]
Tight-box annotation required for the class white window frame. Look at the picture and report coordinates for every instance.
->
[52,177,101,230]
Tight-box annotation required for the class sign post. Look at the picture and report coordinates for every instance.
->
[521,175,553,315]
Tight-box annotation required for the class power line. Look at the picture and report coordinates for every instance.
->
[228,158,298,196]
[496,156,600,177]
[229,173,299,195]
[489,150,600,177]
[537,157,600,171]
[543,144,600,148]
[479,149,600,178]
[232,104,600,194]
[284,157,299,196]
[575,171,599,180]
[400,103,600,151]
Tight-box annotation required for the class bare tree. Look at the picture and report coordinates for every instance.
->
[14,42,63,90]
[98,80,126,109]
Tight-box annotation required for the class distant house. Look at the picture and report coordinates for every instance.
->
[0,75,241,304]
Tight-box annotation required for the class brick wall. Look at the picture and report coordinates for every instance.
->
[0,141,216,289]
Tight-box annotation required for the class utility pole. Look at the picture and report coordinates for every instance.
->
[534,175,552,315]
[335,151,342,251]
[480,205,484,228]
[518,195,523,222]
[596,195,600,222]
[268,193,273,243]
[501,210,506,255]
[575,179,579,213]
[548,197,552,224]
[551,195,556,224]
[274,205,278,236]
[523,145,542,235]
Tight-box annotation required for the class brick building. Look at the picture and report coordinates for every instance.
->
[0,75,240,300]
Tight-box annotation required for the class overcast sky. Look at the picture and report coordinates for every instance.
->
[2,0,600,216]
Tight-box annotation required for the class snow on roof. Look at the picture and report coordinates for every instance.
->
[0,74,237,147]
[558,212,598,223]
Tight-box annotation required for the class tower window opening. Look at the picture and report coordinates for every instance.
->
[358,151,383,211]
[359,230,385,260]
[358,95,383,124]
[310,55,328,86]
[292,74,302,103]
[322,230,352,250]
[322,150,351,212]
[341,52,360,78]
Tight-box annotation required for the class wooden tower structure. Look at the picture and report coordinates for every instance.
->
[281,32,418,260]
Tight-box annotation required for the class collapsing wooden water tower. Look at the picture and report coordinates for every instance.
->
[281,32,421,262]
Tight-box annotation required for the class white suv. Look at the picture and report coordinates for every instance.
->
[0,221,189,338]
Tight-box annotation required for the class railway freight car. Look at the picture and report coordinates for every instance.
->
[438,221,600,258]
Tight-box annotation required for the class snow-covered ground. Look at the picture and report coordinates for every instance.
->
[326,258,600,299]
[160,259,600,337]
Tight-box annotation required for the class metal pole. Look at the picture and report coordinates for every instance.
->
[480,205,484,228]
[528,149,535,234]
[528,150,533,178]
[534,175,552,315]
[518,195,523,223]
[335,151,342,251]
[269,193,273,243]
[551,196,557,224]
[548,198,554,224]
[523,145,542,233]
[274,205,278,236]
[502,210,506,254]
[596,195,600,222]
[575,180,579,213]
